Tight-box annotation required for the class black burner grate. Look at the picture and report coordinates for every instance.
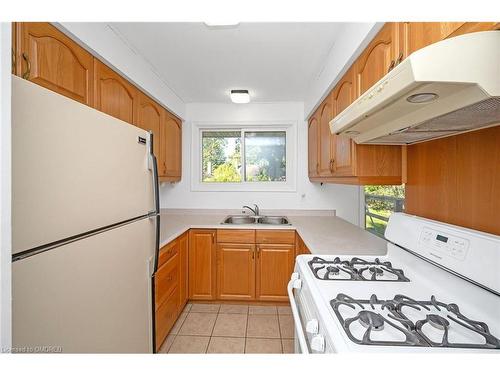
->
[308,256,410,282]
[330,293,500,349]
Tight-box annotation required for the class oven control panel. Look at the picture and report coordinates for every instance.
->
[419,227,469,261]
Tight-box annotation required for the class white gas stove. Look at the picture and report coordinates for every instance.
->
[288,213,500,353]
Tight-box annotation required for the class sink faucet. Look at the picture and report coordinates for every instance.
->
[243,204,260,216]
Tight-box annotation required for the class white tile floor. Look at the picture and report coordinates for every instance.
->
[158,303,295,354]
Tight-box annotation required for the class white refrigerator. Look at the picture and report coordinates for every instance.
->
[11,76,160,353]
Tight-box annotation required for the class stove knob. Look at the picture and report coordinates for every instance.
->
[310,334,325,353]
[292,279,302,289]
[290,273,302,289]
[305,319,319,335]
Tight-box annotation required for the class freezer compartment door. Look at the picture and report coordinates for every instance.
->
[12,217,156,353]
[12,76,155,254]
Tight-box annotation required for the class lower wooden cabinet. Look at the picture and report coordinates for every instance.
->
[188,230,217,300]
[155,286,179,349]
[178,232,189,307]
[155,228,299,347]
[186,229,297,302]
[216,244,256,301]
[154,232,188,350]
[295,233,311,256]
[256,244,295,302]
[155,242,180,350]
[155,252,179,309]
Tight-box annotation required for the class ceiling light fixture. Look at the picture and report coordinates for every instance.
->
[230,89,250,104]
[204,22,240,28]
[406,93,439,104]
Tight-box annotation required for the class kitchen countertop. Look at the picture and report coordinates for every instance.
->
[159,209,387,256]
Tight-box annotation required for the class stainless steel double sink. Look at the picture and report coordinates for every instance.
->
[221,215,291,225]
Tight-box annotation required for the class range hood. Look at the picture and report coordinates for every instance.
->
[329,31,500,145]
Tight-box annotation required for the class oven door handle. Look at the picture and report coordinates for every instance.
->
[287,276,310,354]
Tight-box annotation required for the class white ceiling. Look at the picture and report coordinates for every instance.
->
[109,22,343,103]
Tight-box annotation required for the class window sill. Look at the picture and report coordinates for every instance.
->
[191,181,296,192]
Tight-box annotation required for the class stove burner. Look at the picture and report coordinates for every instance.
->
[369,266,384,276]
[427,314,450,330]
[330,293,500,349]
[358,311,385,331]
[327,266,340,275]
[307,256,410,282]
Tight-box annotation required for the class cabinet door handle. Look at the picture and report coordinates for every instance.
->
[316,162,319,174]
[211,233,215,244]
[387,59,395,73]
[396,52,403,65]
[329,159,335,172]
[22,53,31,80]
[252,248,255,260]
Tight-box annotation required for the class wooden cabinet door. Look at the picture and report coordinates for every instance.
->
[178,232,189,308]
[331,66,356,176]
[94,59,137,124]
[135,91,162,160]
[308,112,320,178]
[155,253,179,310]
[155,287,179,350]
[256,244,295,302]
[295,233,310,256]
[188,230,216,300]
[160,111,182,180]
[403,22,500,57]
[14,22,94,106]
[355,23,399,96]
[216,244,256,301]
[403,22,465,56]
[318,96,335,177]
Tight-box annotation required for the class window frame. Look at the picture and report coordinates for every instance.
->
[191,121,297,192]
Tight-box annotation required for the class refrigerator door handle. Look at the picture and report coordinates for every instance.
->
[148,131,160,216]
[147,131,161,275]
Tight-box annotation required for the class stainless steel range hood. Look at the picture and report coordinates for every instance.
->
[329,31,500,145]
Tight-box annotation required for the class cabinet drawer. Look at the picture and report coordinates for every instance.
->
[256,230,295,244]
[216,229,255,244]
[158,240,178,268]
[155,253,179,309]
[155,287,179,349]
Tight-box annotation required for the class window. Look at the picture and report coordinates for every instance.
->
[202,130,286,183]
[192,122,295,192]
[202,131,242,182]
[364,185,405,237]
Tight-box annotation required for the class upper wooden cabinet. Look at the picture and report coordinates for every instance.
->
[216,244,256,301]
[402,22,465,56]
[402,22,500,57]
[307,111,320,178]
[331,67,356,177]
[93,59,137,124]
[14,22,94,106]
[355,23,401,96]
[135,91,162,160]
[309,62,402,185]
[306,22,500,185]
[160,112,182,181]
[318,96,335,177]
[188,230,216,300]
